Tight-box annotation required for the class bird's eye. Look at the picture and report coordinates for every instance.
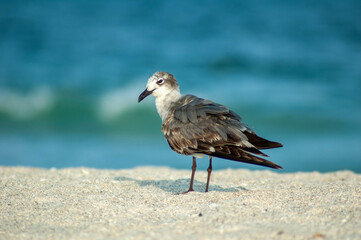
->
[156,78,164,85]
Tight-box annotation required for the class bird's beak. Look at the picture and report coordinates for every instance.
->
[138,89,154,103]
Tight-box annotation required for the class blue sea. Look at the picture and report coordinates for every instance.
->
[0,0,360,172]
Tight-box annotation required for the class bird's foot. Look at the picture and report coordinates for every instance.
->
[175,188,194,195]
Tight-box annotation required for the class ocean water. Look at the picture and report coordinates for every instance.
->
[0,0,360,172]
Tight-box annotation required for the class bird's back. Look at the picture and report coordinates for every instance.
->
[162,95,282,169]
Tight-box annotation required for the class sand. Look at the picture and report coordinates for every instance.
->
[0,166,360,240]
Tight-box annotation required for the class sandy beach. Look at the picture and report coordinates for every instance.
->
[1,166,360,239]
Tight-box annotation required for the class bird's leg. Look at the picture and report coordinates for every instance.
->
[177,157,197,195]
[188,156,197,192]
[205,157,212,192]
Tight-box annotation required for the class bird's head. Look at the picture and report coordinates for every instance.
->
[138,71,180,102]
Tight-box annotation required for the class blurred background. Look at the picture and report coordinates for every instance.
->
[0,0,360,172]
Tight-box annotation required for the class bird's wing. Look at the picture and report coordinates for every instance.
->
[162,95,253,153]
[162,95,282,169]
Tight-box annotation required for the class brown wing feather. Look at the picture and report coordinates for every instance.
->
[162,95,283,169]
[243,130,283,149]
[208,145,282,169]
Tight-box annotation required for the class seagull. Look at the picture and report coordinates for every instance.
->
[138,71,283,193]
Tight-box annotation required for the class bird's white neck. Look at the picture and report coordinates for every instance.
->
[155,89,182,122]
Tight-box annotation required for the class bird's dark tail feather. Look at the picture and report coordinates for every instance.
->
[244,132,283,150]
[210,146,282,169]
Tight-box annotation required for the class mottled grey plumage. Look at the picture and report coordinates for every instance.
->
[138,71,283,193]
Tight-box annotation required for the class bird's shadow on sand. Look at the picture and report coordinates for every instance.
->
[113,176,248,193]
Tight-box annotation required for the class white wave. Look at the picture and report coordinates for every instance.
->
[97,82,150,121]
[0,87,54,119]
